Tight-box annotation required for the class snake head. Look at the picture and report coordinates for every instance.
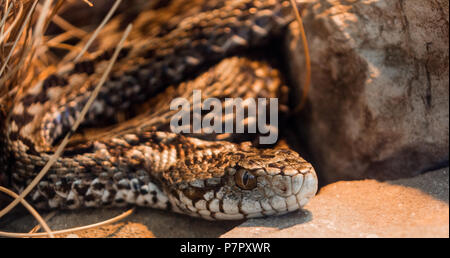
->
[169,147,318,220]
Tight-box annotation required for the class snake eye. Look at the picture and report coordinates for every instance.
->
[235,169,257,190]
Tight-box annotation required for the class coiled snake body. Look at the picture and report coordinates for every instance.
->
[0,0,318,220]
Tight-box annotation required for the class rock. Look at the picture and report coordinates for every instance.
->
[221,167,449,238]
[286,0,449,182]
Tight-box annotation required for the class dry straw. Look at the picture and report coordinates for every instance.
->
[0,21,133,221]
[0,0,134,238]
[0,186,55,238]
[73,0,122,62]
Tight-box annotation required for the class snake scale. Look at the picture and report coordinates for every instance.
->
[0,0,318,220]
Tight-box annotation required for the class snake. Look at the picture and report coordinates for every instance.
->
[0,0,318,220]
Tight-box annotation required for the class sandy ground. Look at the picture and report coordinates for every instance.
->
[0,167,448,238]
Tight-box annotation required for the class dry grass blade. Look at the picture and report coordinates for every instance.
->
[46,30,79,46]
[29,211,57,234]
[33,0,53,43]
[0,23,133,220]
[0,208,134,238]
[0,1,43,105]
[0,0,23,44]
[46,42,80,52]
[82,0,93,7]
[0,0,37,78]
[0,186,55,238]
[0,85,17,103]
[290,0,311,113]
[0,3,13,39]
[36,3,87,38]
[74,0,122,62]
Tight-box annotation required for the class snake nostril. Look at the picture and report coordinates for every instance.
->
[272,175,293,196]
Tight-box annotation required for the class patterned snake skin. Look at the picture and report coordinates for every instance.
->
[0,0,318,220]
